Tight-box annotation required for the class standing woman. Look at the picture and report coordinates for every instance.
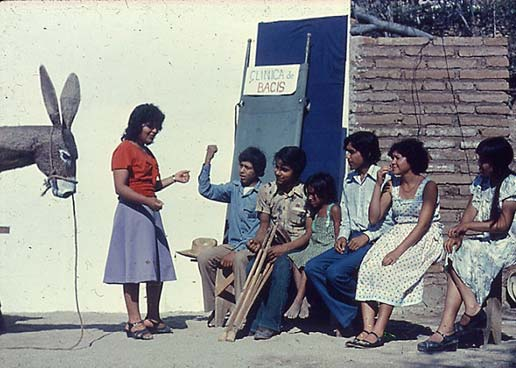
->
[348,138,443,348]
[104,103,190,340]
[418,137,515,353]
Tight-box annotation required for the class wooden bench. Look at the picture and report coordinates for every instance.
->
[214,268,236,327]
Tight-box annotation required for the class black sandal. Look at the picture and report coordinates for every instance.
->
[353,331,384,349]
[345,330,371,347]
[417,330,458,353]
[454,309,487,335]
[145,318,172,334]
[125,321,153,340]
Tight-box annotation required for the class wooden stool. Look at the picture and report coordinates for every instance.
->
[483,265,516,345]
[214,268,236,327]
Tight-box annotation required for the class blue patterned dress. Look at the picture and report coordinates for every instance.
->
[448,174,516,304]
[356,177,444,306]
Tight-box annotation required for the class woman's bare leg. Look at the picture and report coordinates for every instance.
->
[284,266,310,319]
[364,303,393,343]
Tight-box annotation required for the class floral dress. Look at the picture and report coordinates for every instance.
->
[356,177,444,306]
[448,174,516,304]
[289,204,336,268]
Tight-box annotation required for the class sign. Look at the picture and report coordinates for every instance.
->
[244,64,299,96]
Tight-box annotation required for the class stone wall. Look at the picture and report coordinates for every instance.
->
[349,36,514,229]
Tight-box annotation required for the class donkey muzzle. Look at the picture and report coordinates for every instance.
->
[48,177,77,198]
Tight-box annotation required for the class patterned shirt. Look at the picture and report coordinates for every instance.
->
[198,164,261,252]
[256,181,308,241]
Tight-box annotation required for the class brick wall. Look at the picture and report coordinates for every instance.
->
[349,36,515,228]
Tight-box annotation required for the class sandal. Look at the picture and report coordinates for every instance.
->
[345,330,371,348]
[207,311,216,328]
[417,330,458,353]
[454,309,487,335]
[353,331,384,349]
[125,321,153,340]
[145,318,173,334]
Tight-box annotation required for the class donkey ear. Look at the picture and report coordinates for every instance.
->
[60,73,80,130]
[39,65,62,127]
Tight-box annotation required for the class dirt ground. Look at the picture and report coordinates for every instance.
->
[0,308,515,368]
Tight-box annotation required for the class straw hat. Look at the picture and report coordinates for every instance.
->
[177,237,217,259]
[507,269,516,305]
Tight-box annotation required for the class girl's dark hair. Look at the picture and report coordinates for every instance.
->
[274,146,307,178]
[304,172,337,213]
[388,138,429,175]
[122,103,165,142]
[344,131,381,165]
[239,147,267,177]
[475,136,515,223]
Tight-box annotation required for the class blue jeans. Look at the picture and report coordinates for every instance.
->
[305,235,372,330]
[246,253,292,333]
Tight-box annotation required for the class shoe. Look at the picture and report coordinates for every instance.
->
[125,321,153,340]
[206,311,216,328]
[254,327,277,340]
[353,331,384,349]
[417,331,458,353]
[345,330,371,347]
[144,318,173,334]
[454,309,487,335]
[458,328,484,349]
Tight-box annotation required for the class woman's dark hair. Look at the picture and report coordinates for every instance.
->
[304,172,337,213]
[239,147,267,177]
[122,103,165,142]
[475,136,515,223]
[274,146,307,178]
[344,131,381,165]
[388,138,429,175]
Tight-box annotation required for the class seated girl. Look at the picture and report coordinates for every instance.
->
[418,136,516,353]
[285,172,341,319]
[347,138,444,348]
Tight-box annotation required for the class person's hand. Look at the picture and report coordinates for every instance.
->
[444,236,463,253]
[247,239,261,253]
[173,170,190,184]
[448,223,469,238]
[205,145,218,164]
[146,197,164,211]
[382,249,402,266]
[334,237,347,254]
[220,251,236,268]
[266,245,286,263]
[376,165,390,184]
[348,234,369,251]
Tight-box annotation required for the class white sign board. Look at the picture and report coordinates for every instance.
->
[244,64,300,96]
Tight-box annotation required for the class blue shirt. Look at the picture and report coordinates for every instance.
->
[198,164,261,251]
[338,164,392,241]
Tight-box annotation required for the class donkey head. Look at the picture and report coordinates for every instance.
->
[38,65,80,198]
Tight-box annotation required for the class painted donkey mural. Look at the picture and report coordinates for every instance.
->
[0,65,80,197]
[0,65,80,331]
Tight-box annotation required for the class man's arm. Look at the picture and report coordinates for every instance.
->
[198,145,232,202]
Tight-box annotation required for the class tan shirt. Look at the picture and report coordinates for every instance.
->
[256,181,308,240]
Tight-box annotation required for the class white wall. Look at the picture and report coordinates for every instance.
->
[0,0,349,313]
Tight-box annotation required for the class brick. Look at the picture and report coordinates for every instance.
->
[375,58,419,68]
[426,127,478,137]
[420,115,455,125]
[401,91,453,103]
[412,69,455,79]
[441,197,470,209]
[459,163,481,174]
[475,80,509,91]
[479,127,512,137]
[483,37,509,46]
[433,174,474,184]
[377,37,431,46]
[485,56,510,67]
[439,37,484,46]
[428,149,475,161]
[428,163,456,172]
[475,105,511,115]
[400,104,424,114]
[350,103,372,113]
[458,47,507,57]
[405,45,455,57]
[358,69,403,79]
[372,104,401,113]
[352,58,376,69]
[384,81,417,90]
[447,81,475,90]
[354,113,404,124]
[424,139,457,149]
[368,80,389,90]
[352,37,377,46]
[460,69,509,79]
[360,47,402,57]
[425,58,479,69]
[353,82,373,91]
[354,92,399,102]
[369,127,420,137]
[459,185,473,196]
[458,92,509,103]
[423,105,456,114]
[459,115,511,126]
[421,81,448,90]
[460,140,482,149]
[438,185,461,196]
[440,210,463,224]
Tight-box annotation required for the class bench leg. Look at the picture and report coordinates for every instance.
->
[214,268,235,327]
[483,272,503,345]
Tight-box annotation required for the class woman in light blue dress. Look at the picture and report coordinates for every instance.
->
[418,136,516,353]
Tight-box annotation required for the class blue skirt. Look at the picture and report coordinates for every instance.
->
[103,200,176,284]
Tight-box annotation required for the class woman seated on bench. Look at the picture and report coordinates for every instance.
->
[418,136,516,353]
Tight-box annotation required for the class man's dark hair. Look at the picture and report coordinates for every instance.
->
[388,138,429,175]
[239,147,267,177]
[274,146,307,178]
[122,103,165,142]
[344,131,381,165]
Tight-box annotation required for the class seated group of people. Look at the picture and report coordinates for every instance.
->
[103,104,515,352]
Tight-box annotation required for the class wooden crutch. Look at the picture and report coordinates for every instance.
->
[219,223,277,341]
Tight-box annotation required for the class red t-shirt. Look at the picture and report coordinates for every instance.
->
[111,140,160,197]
